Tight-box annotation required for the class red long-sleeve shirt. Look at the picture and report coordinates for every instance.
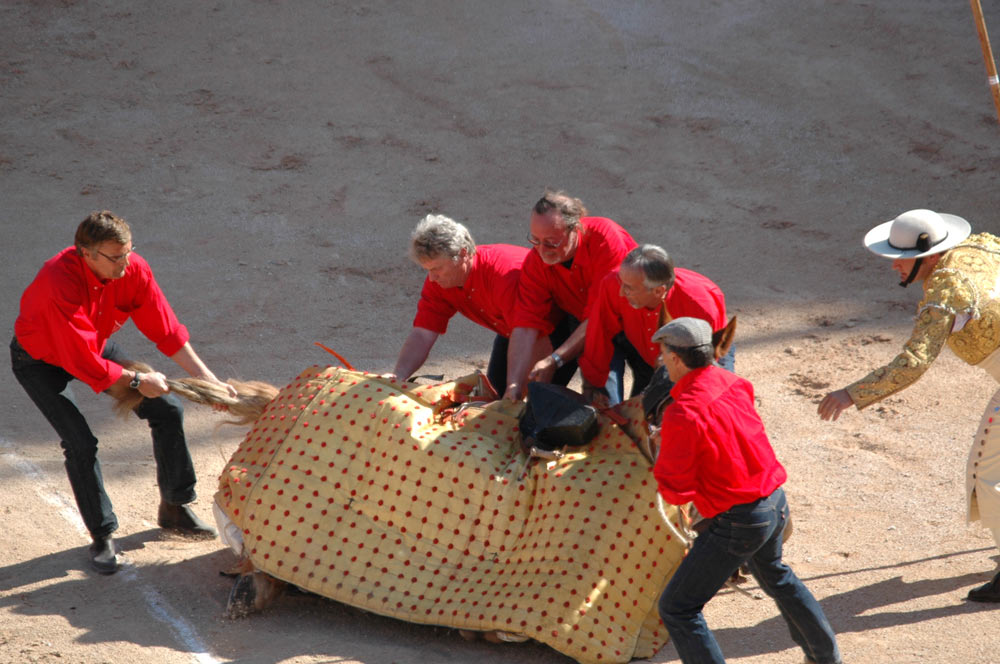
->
[579,267,727,386]
[412,244,529,338]
[512,217,636,334]
[655,365,786,518]
[14,247,189,393]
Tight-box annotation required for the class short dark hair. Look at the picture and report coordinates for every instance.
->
[532,189,588,231]
[620,244,675,289]
[667,344,714,369]
[74,210,131,254]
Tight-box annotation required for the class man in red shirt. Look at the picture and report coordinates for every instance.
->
[504,190,636,400]
[390,214,564,393]
[653,318,841,664]
[579,244,729,404]
[11,211,237,574]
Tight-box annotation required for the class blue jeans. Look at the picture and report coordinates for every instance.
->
[604,333,657,405]
[658,488,841,664]
[10,337,197,539]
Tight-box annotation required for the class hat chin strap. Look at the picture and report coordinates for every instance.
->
[897,232,931,288]
[899,257,923,288]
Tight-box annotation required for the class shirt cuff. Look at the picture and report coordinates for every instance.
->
[156,325,190,358]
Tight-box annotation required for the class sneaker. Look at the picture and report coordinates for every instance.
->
[967,570,1000,602]
[89,536,119,574]
[157,501,217,539]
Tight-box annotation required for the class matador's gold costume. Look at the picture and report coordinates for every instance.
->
[846,233,1000,534]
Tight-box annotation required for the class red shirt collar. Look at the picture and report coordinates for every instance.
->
[670,364,713,399]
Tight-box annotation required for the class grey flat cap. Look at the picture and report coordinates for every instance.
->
[651,317,713,349]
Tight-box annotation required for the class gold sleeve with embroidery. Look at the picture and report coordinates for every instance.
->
[845,306,954,410]
[936,235,1000,364]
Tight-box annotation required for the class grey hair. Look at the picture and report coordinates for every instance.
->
[409,214,476,262]
[620,244,675,289]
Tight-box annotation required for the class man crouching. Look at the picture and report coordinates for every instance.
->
[652,317,841,664]
[11,210,236,574]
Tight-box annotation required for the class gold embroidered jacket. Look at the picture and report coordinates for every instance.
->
[847,233,1000,409]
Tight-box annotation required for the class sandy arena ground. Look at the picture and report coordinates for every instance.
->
[2,1,1000,662]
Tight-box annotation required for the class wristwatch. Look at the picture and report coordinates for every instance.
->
[550,352,565,368]
[129,372,142,389]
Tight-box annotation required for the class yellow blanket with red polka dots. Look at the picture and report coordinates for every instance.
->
[215,366,687,664]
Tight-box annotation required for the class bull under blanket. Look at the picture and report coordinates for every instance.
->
[214,366,688,664]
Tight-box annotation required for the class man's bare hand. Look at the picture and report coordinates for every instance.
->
[581,384,610,409]
[591,391,610,410]
[818,389,854,421]
[213,379,238,411]
[527,356,556,384]
[137,372,170,399]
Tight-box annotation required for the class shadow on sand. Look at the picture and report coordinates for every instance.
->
[659,546,999,661]
[0,529,576,663]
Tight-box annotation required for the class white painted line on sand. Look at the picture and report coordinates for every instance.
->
[0,436,223,664]
[0,437,88,538]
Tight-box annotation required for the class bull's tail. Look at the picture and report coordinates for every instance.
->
[107,361,279,426]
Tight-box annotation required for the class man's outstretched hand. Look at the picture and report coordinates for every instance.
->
[818,389,854,421]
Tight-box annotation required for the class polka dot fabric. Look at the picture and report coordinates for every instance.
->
[215,367,687,664]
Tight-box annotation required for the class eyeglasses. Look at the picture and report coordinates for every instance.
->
[96,246,135,264]
[526,233,569,250]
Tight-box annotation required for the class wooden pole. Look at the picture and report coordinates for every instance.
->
[970,0,1000,123]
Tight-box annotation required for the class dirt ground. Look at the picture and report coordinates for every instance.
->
[2,1,1000,662]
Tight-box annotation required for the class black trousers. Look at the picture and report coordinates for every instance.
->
[10,337,196,539]
[485,315,578,395]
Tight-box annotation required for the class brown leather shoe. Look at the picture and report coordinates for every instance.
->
[157,501,217,539]
[967,570,1000,602]
[89,536,119,574]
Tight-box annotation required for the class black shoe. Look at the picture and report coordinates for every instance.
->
[89,536,119,574]
[157,502,217,539]
[967,570,1000,602]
